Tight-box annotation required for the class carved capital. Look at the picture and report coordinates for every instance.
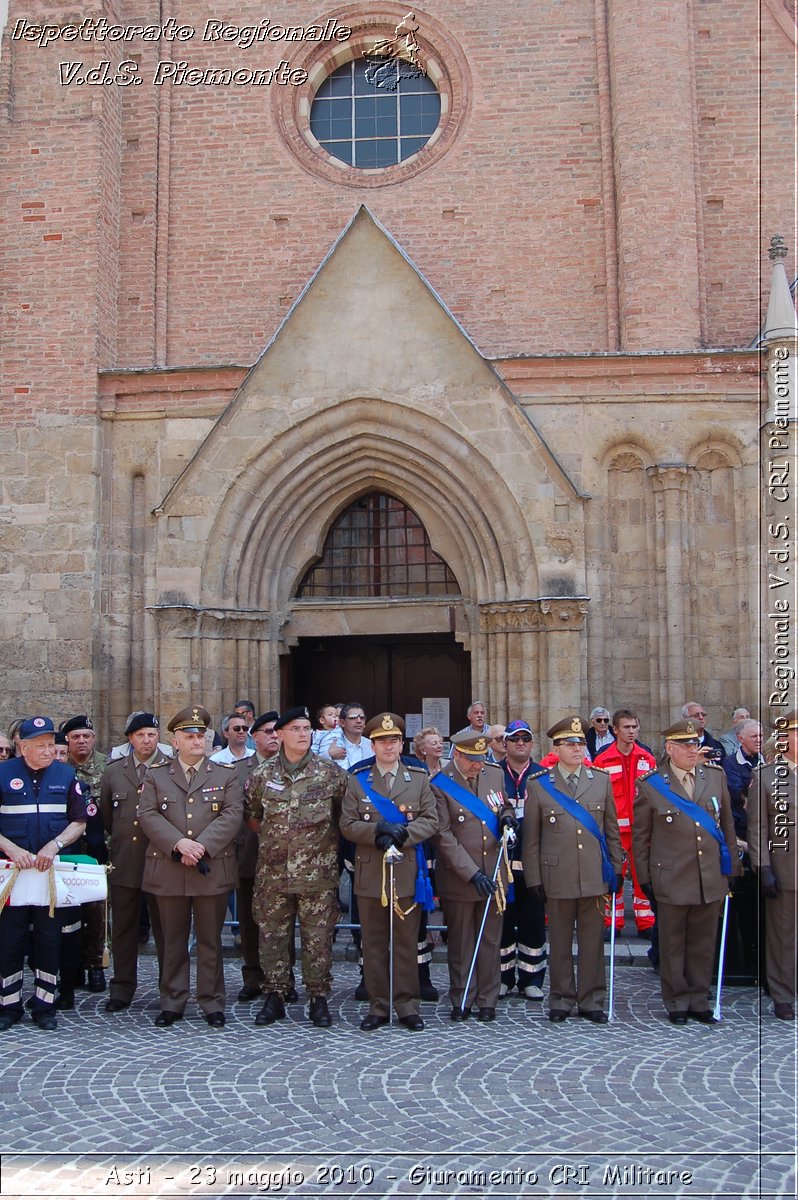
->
[645,463,693,493]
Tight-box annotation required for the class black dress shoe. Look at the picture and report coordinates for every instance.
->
[668,1012,688,1025]
[32,1012,58,1030]
[450,1007,472,1021]
[579,1010,608,1024]
[87,968,107,993]
[548,1010,569,1022]
[354,978,369,1002]
[105,998,130,1013]
[774,1002,795,1020]
[0,1011,22,1032]
[205,1011,225,1028]
[359,1013,389,1031]
[237,986,262,1003]
[398,1013,425,1031]
[55,989,75,1010]
[477,1007,496,1022]
[154,1011,183,1027]
[309,996,332,1027]
[254,992,286,1026]
[690,1010,720,1025]
[283,986,299,1004]
[419,979,439,1001]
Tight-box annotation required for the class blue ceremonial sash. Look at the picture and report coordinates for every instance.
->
[535,773,617,890]
[357,777,434,911]
[644,773,732,876]
[430,771,501,840]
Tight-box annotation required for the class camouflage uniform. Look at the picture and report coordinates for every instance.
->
[69,748,109,972]
[245,751,345,997]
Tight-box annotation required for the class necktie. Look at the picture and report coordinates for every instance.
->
[567,773,577,794]
[683,772,695,799]
[136,762,146,785]
[468,777,478,794]
[185,765,196,787]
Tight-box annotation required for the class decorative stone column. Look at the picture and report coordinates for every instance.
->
[645,465,693,715]
[479,599,589,735]
[147,605,279,720]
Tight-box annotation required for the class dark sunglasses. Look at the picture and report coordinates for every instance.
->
[506,734,532,744]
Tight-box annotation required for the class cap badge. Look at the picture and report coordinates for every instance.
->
[33,718,46,728]
[474,738,487,753]
[685,720,696,735]
[570,718,582,734]
[192,709,201,724]
[382,715,393,730]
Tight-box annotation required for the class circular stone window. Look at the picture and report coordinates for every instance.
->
[309,58,441,169]
[271,5,472,188]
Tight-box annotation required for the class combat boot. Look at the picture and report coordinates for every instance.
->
[254,992,286,1026]
[308,996,332,1027]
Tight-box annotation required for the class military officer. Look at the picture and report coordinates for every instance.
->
[748,709,798,1020]
[0,717,87,1030]
[431,730,518,1022]
[99,712,169,1012]
[523,715,623,1024]
[235,710,279,1003]
[633,718,740,1025]
[62,714,108,993]
[245,706,345,1029]
[138,705,242,1027]
[341,713,438,1030]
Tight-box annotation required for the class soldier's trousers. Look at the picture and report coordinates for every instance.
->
[764,890,797,1005]
[155,892,228,1015]
[657,899,721,1014]
[81,899,106,969]
[442,896,503,1010]
[0,905,62,1014]
[109,885,163,1003]
[236,875,265,991]
[547,895,606,1013]
[256,889,337,997]
[500,873,547,991]
[358,894,421,1018]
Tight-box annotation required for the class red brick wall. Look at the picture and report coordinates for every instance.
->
[1,0,792,377]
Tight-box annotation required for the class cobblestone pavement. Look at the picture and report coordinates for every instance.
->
[1,949,793,1200]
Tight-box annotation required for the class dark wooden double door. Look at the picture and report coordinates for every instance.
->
[287,634,470,733]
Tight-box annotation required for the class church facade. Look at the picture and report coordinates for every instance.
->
[1,1,794,743]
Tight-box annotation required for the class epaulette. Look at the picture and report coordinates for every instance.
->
[702,760,723,770]
[638,768,658,781]
[351,763,370,773]
[404,764,426,774]
[591,764,610,773]
[529,768,548,780]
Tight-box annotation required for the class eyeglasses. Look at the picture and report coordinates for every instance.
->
[346,714,366,721]
[506,735,532,744]
[594,718,610,724]
[229,726,249,733]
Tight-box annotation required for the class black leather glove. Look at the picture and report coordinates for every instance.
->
[613,873,625,895]
[499,810,520,835]
[641,882,655,904]
[471,870,497,898]
[374,833,393,851]
[759,865,779,899]
[528,883,546,903]
[375,820,408,848]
